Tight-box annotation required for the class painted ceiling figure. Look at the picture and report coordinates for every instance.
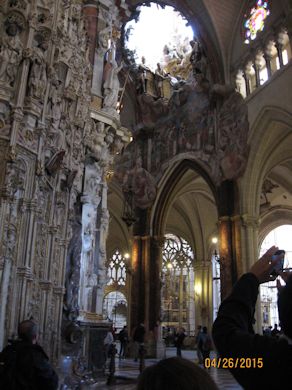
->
[122,155,157,209]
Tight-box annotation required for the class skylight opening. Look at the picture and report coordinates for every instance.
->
[124,2,194,72]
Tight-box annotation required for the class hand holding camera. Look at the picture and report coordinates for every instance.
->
[270,249,285,276]
[249,246,287,284]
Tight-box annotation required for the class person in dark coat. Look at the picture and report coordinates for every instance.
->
[175,327,185,357]
[133,323,145,362]
[197,326,212,365]
[212,246,292,390]
[0,319,58,390]
[118,325,129,359]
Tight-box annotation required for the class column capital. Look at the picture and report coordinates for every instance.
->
[152,235,165,248]
[194,260,211,270]
[241,214,259,228]
[230,214,241,222]
[218,215,231,223]
[39,280,53,291]
[16,266,33,279]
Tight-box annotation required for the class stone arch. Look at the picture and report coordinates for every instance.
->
[107,180,131,255]
[240,106,292,217]
[259,206,292,247]
[151,158,218,239]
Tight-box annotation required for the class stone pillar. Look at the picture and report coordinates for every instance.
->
[275,41,284,68]
[263,52,272,78]
[253,62,260,88]
[218,216,236,300]
[130,236,146,330]
[148,236,164,330]
[149,236,165,358]
[231,215,244,277]
[217,180,238,299]
[95,178,110,316]
[240,214,262,333]
[194,260,213,331]
[129,234,167,359]
[79,159,102,320]
[243,70,251,96]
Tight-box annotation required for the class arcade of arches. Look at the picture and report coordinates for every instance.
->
[0,0,292,380]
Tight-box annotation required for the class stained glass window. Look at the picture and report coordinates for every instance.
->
[244,1,270,44]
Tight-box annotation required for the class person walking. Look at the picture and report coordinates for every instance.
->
[197,326,212,366]
[175,327,186,357]
[118,325,129,359]
[195,325,203,364]
[103,325,114,370]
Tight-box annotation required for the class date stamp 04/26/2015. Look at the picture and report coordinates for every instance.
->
[204,357,263,369]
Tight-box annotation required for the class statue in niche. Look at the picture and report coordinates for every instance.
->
[136,56,151,94]
[47,78,64,149]
[27,38,48,99]
[190,38,207,78]
[98,25,111,52]
[155,62,166,98]
[93,25,111,96]
[64,198,82,321]
[136,92,169,129]
[122,154,157,209]
[84,161,102,205]
[161,44,185,81]
[0,20,23,86]
[102,42,123,112]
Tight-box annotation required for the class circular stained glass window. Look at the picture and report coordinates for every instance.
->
[244,1,270,44]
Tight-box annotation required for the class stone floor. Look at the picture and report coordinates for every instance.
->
[90,348,243,390]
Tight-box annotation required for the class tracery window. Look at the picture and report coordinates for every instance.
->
[244,1,270,44]
[161,234,195,336]
[106,249,127,287]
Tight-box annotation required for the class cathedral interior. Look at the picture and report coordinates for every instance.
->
[0,0,292,387]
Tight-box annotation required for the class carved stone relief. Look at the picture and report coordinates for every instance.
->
[0,0,90,359]
[115,78,249,208]
[0,0,130,370]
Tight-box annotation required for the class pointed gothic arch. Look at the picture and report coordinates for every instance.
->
[151,158,218,238]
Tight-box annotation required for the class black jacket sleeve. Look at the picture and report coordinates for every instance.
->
[212,273,292,390]
[32,346,58,390]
